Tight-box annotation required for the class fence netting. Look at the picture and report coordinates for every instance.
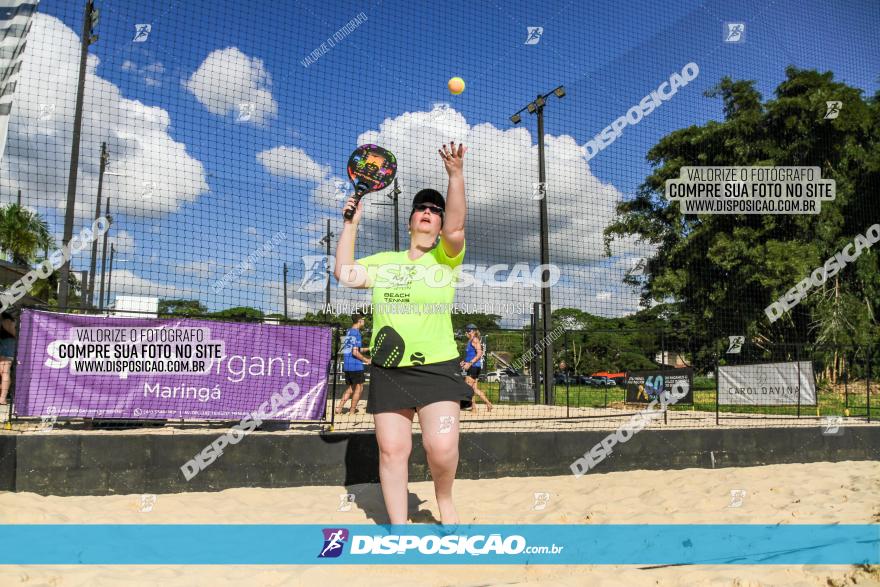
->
[0,1,876,432]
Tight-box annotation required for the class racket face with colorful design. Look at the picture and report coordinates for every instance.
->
[343,144,397,220]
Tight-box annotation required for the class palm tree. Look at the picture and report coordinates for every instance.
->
[0,203,54,265]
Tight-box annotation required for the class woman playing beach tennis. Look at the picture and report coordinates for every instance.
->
[335,141,471,525]
[461,324,493,411]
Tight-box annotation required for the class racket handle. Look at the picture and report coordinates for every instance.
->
[343,194,364,220]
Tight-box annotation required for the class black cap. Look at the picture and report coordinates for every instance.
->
[412,188,445,211]
[465,323,477,331]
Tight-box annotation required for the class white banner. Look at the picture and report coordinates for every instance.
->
[718,361,816,406]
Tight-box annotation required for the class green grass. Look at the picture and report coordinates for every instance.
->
[473,379,879,418]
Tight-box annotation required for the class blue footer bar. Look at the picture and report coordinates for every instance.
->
[2,524,877,565]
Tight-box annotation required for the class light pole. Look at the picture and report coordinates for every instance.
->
[393,179,400,251]
[511,85,565,406]
[79,271,89,310]
[318,220,335,309]
[99,166,141,310]
[105,245,128,308]
[105,243,114,308]
[97,196,111,309]
[87,142,108,306]
[58,0,99,308]
[282,262,288,319]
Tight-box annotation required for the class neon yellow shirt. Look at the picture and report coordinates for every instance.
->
[356,239,464,367]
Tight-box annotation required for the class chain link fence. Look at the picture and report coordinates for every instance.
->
[0,2,877,434]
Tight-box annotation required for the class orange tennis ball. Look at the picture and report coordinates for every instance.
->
[448,76,465,95]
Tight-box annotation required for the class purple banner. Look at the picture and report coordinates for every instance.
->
[14,309,333,421]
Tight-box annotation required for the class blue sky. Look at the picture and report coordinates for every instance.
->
[10,0,879,321]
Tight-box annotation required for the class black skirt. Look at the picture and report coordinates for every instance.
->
[366,357,473,414]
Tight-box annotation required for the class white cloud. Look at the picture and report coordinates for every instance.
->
[307,104,654,319]
[106,269,189,299]
[283,296,314,319]
[257,146,329,182]
[173,259,216,279]
[0,14,209,218]
[183,47,277,124]
[121,60,165,86]
[311,104,645,266]
[110,230,135,254]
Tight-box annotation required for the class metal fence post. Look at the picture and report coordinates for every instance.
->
[795,344,802,418]
[531,302,539,404]
[715,352,720,426]
[329,325,341,429]
[564,329,570,418]
[662,329,668,425]
[867,346,872,423]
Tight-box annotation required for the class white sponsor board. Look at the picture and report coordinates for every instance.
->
[718,361,816,406]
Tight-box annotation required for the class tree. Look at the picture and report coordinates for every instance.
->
[451,312,501,334]
[604,67,880,364]
[569,339,586,374]
[209,306,264,321]
[158,299,208,317]
[302,310,363,330]
[264,312,293,323]
[549,307,668,374]
[0,203,54,265]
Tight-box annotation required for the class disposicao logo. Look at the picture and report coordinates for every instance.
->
[318,528,349,558]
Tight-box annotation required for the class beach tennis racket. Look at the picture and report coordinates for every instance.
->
[372,325,405,368]
[343,144,398,220]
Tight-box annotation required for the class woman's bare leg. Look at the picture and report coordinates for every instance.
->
[465,377,492,411]
[374,408,415,524]
[464,376,477,404]
[417,400,461,525]
[0,360,10,404]
[351,383,364,412]
[471,381,493,411]
[336,386,353,413]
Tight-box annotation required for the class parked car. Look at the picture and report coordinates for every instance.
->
[484,369,505,383]
[535,372,573,384]
[554,372,572,384]
[575,374,593,385]
[591,376,616,387]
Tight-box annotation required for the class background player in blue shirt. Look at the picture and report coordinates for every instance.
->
[460,324,493,411]
[336,314,371,414]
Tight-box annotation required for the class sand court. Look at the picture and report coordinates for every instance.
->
[1,461,877,586]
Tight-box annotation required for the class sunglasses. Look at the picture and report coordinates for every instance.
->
[414,203,444,215]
